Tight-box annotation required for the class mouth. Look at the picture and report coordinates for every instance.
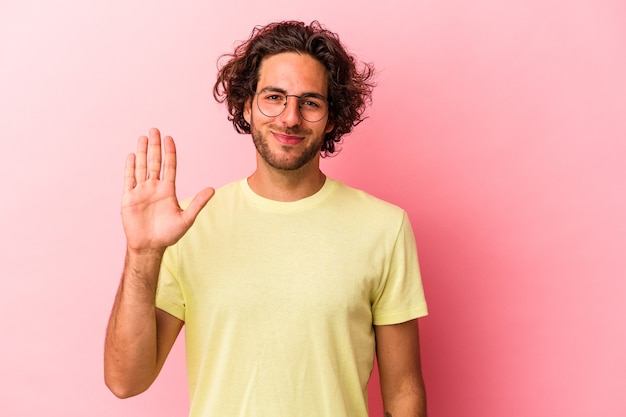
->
[272,132,305,145]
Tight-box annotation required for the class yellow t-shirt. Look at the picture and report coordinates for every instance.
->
[156,178,427,417]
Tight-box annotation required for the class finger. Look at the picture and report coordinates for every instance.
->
[135,135,149,183]
[162,135,177,183]
[123,153,137,192]
[147,128,162,180]
[182,187,215,227]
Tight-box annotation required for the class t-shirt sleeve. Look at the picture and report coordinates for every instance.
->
[371,211,428,325]
[156,244,186,321]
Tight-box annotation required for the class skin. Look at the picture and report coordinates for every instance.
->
[104,130,209,397]
[104,52,426,416]
[376,320,428,417]
[244,52,335,201]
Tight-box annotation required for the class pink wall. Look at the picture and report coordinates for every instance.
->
[1,1,624,416]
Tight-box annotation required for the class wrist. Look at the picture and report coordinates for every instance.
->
[126,246,166,259]
[123,247,165,289]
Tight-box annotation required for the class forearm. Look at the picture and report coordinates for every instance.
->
[382,383,427,417]
[104,249,164,398]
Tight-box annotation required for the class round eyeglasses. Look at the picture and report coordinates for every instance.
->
[255,88,329,123]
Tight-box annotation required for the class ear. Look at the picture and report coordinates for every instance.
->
[324,119,335,134]
[243,98,251,125]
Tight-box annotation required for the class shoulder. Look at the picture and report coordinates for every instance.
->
[326,179,411,237]
[330,180,407,218]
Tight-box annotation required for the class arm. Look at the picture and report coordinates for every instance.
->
[375,319,427,417]
[104,128,214,398]
[104,251,184,398]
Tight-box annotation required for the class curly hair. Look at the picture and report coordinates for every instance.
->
[213,20,375,155]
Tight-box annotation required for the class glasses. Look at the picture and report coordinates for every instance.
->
[254,88,329,123]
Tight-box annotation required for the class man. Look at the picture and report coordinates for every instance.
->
[104,21,428,417]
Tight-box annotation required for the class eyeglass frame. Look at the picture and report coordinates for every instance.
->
[253,87,331,123]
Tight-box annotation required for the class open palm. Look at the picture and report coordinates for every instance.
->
[121,128,214,253]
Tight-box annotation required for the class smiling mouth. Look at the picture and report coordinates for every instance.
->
[272,132,304,145]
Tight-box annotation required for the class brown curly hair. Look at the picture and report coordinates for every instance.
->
[213,20,375,155]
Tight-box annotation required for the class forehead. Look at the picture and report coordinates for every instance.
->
[257,52,328,95]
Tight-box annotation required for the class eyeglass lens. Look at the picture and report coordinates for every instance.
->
[256,90,328,122]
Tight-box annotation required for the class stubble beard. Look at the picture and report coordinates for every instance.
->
[250,117,324,171]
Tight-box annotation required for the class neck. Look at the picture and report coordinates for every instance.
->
[247,159,326,202]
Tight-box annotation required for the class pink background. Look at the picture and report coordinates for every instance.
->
[1,1,625,416]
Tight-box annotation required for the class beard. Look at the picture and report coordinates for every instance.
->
[250,115,325,171]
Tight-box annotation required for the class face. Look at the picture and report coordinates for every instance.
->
[244,52,334,172]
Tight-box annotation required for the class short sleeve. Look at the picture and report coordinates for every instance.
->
[371,212,428,325]
[156,244,186,321]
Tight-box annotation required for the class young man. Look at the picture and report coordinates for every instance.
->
[104,21,428,417]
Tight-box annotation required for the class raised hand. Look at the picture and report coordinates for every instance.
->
[121,128,214,254]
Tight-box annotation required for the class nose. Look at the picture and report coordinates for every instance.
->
[278,96,302,126]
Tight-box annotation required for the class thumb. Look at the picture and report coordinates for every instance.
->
[182,187,215,226]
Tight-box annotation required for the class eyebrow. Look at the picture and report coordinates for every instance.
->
[258,86,327,100]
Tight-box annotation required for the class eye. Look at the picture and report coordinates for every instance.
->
[300,97,324,108]
[262,93,285,102]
